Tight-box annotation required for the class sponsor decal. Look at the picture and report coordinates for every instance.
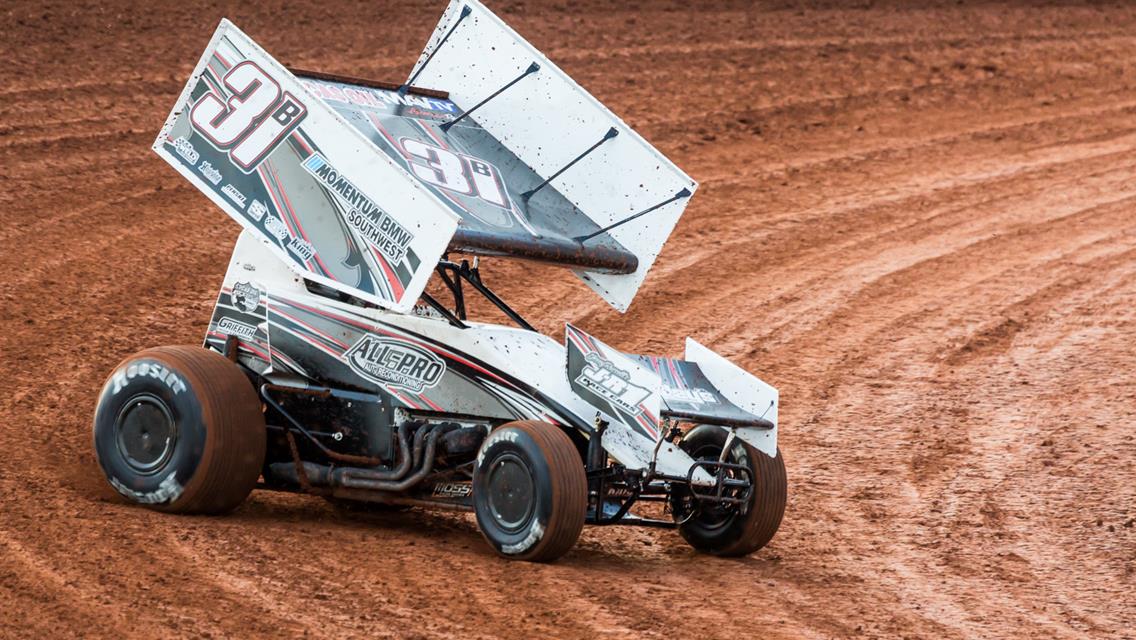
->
[198,160,222,185]
[221,184,246,209]
[247,199,268,222]
[605,486,635,499]
[173,136,199,164]
[662,385,717,405]
[302,154,414,262]
[575,352,651,416]
[287,236,315,261]
[110,361,187,396]
[403,106,449,121]
[264,215,290,241]
[231,281,262,313]
[217,316,258,340]
[432,481,473,499]
[344,334,445,393]
[301,79,457,114]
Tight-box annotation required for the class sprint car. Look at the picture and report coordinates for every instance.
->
[93,0,786,561]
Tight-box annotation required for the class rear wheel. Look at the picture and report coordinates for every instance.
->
[473,421,586,562]
[671,425,786,556]
[92,346,265,514]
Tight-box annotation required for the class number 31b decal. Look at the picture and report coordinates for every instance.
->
[400,137,511,210]
[190,61,307,172]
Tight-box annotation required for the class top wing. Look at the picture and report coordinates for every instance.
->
[153,20,459,313]
[295,72,638,274]
[408,0,699,312]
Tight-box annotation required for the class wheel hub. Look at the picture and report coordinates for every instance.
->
[115,394,177,474]
[485,453,535,532]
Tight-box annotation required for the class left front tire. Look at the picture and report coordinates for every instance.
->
[92,345,265,514]
[473,421,587,562]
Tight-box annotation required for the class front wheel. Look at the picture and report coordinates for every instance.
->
[92,346,266,514]
[671,425,786,556]
[473,421,587,562]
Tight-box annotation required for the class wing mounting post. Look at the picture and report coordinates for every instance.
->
[522,127,619,201]
[435,259,536,332]
[576,188,693,243]
[440,62,541,132]
[402,4,473,94]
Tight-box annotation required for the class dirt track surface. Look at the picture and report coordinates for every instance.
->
[2,1,1135,637]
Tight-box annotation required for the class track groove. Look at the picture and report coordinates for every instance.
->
[2,2,1134,639]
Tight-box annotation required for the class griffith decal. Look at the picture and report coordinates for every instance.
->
[217,317,258,340]
[344,334,445,393]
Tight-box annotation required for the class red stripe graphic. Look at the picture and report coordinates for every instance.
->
[371,249,406,300]
[267,298,474,412]
[206,331,271,362]
[271,307,349,351]
[278,297,510,385]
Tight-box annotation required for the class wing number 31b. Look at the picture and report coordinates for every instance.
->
[190,61,307,172]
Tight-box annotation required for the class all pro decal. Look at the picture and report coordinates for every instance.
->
[344,334,445,393]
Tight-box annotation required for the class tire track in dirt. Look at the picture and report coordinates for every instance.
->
[3,2,1136,639]
[753,219,1136,636]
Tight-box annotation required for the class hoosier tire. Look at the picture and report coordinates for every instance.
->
[92,345,266,514]
[473,421,587,562]
[671,425,786,557]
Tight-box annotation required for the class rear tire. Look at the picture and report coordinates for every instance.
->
[473,421,586,562]
[92,346,266,514]
[671,425,786,556]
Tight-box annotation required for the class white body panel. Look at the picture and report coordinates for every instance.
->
[685,338,779,458]
[223,230,709,482]
[409,0,698,312]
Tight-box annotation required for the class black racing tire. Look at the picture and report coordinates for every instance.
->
[473,421,587,562]
[92,346,266,514]
[671,425,786,557]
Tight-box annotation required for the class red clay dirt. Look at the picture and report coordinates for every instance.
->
[1,1,1134,638]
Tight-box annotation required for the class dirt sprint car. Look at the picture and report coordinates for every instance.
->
[92,0,786,561]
